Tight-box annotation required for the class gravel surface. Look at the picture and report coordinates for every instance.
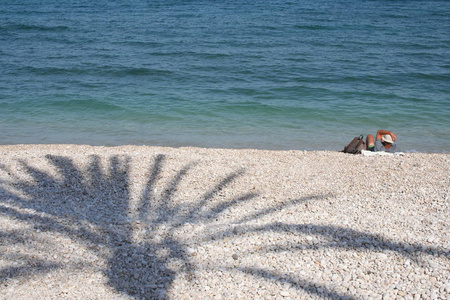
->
[0,145,449,300]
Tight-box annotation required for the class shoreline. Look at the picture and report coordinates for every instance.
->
[1,143,448,154]
[1,144,449,299]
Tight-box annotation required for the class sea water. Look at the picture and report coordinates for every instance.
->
[1,0,449,152]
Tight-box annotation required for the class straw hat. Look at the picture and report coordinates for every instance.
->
[382,134,394,144]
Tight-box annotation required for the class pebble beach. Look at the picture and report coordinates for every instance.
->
[0,145,449,300]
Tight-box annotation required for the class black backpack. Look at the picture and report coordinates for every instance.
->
[342,135,366,154]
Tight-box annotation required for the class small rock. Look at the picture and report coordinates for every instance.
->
[430,289,438,300]
[280,290,290,297]
[232,254,239,260]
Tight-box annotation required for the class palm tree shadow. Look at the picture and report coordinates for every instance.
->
[1,152,447,299]
[0,153,261,299]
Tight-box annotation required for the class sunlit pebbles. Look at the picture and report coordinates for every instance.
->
[0,145,448,299]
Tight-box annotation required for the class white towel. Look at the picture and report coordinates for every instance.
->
[361,150,405,156]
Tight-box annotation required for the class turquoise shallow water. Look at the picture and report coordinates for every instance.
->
[1,0,449,152]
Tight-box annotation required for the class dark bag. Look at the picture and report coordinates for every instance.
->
[342,135,366,154]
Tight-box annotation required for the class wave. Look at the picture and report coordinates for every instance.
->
[148,50,232,60]
[111,40,165,48]
[212,100,321,120]
[19,66,175,78]
[407,72,450,81]
[47,99,124,112]
[1,98,124,113]
[293,25,335,31]
[1,23,69,32]
[19,66,87,76]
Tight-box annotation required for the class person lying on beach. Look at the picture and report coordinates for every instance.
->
[366,130,401,153]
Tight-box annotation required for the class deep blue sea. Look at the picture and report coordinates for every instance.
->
[1,0,449,152]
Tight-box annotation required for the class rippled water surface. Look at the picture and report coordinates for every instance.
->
[1,0,449,152]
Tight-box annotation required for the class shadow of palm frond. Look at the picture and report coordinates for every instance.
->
[0,230,62,284]
[0,261,61,285]
[262,223,449,259]
[207,222,449,260]
[237,267,352,300]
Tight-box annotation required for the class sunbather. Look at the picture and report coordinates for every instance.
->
[366,130,401,153]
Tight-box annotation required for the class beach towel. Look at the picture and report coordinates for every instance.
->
[361,150,405,157]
